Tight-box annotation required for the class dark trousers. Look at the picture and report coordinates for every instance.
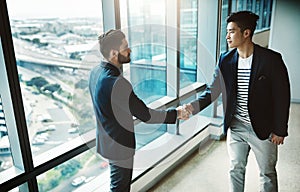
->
[109,157,134,192]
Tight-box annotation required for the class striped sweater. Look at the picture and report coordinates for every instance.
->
[234,54,253,125]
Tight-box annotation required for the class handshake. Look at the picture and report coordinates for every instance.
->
[176,103,194,120]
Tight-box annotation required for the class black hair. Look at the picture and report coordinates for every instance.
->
[226,11,259,37]
[98,29,125,60]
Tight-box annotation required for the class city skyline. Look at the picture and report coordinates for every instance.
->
[7,0,103,19]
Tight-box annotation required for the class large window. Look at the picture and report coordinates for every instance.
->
[180,0,198,88]
[220,0,273,52]
[220,0,229,53]
[0,0,103,190]
[0,0,216,191]
[37,148,107,191]
[230,0,273,30]
[6,0,103,166]
[119,0,169,149]
[120,0,167,104]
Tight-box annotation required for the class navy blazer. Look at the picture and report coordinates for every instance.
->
[89,62,177,160]
[190,44,290,140]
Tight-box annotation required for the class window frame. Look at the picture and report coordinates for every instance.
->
[0,0,223,191]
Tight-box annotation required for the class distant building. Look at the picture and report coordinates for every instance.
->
[0,136,11,155]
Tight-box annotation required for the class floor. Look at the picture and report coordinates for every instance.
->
[148,103,300,192]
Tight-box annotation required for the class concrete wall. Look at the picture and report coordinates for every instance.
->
[197,0,219,84]
[196,0,219,117]
[253,30,270,48]
[269,0,300,102]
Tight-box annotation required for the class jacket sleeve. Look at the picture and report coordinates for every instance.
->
[190,55,224,115]
[129,91,177,124]
[271,53,290,137]
[112,76,177,124]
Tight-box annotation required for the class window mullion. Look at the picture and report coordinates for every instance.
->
[166,0,180,134]
[102,0,121,31]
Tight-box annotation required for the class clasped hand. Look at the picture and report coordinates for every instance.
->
[176,104,194,120]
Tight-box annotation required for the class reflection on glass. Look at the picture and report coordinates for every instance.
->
[6,0,103,161]
[180,0,198,88]
[121,0,167,104]
[120,0,171,149]
[220,0,229,53]
[247,0,253,10]
[135,124,167,149]
[0,95,14,173]
[255,0,261,16]
[237,0,244,11]
[224,0,273,53]
[262,0,272,28]
[8,183,28,192]
[37,149,108,191]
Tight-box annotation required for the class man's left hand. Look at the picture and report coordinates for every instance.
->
[270,133,285,145]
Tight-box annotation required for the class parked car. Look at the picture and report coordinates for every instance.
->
[36,128,48,134]
[36,133,49,141]
[70,122,79,127]
[0,161,12,170]
[71,176,86,187]
[68,128,79,134]
[32,137,45,145]
[46,125,56,131]
[54,102,63,109]
[37,114,53,123]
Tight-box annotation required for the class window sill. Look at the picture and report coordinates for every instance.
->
[33,129,95,167]
[180,82,206,100]
[0,166,24,186]
[0,82,208,190]
[73,114,213,192]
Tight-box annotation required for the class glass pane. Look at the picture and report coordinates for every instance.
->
[8,183,28,192]
[247,0,253,10]
[220,0,229,53]
[262,0,273,28]
[0,39,17,179]
[255,0,261,16]
[37,148,108,191]
[0,95,13,173]
[120,0,167,104]
[237,0,244,10]
[135,124,167,149]
[120,0,169,150]
[180,0,198,88]
[7,0,103,163]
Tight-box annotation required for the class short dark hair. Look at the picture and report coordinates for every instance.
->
[98,29,125,60]
[226,11,259,37]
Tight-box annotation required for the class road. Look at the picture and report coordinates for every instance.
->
[13,38,99,70]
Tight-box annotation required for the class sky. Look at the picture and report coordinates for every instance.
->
[6,0,103,19]
[6,0,165,20]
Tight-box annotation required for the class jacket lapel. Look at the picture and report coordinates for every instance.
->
[248,44,260,97]
[231,50,238,91]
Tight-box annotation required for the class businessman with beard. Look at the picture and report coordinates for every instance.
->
[89,29,189,192]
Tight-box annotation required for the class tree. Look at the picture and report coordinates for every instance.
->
[75,79,88,89]
[27,76,49,89]
[59,159,81,177]
[42,83,61,93]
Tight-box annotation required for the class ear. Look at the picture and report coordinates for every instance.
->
[109,49,118,59]
[243,29,251,38]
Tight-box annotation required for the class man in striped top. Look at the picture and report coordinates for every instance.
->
[185,11,290,192]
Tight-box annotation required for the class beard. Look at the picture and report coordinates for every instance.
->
[118,53,131,64]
